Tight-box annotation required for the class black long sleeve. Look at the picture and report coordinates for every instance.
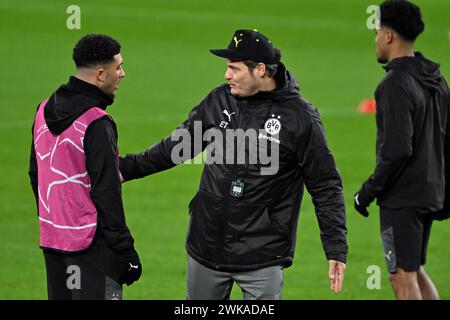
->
[442,88,450,212]
[362,84,413,199]
[298,108,348,263]
[84,116,137,257]
[28,104,41,214]
[28,127,39,213]
[120,93,209,181]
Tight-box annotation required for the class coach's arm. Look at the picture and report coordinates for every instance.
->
[297,106,348,293]
[119,93,212,181]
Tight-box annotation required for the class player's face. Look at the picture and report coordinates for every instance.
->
[375,28,389,64]
[225,60,259,97]
[98,53,125,95]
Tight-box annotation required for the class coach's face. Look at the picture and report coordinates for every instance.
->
[98,53,125,95]
[375,27,391,64]
[225,60,260,97]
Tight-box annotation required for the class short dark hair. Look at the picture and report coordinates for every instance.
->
[243,48,282,78]
[380,0,425,42]
[73,34,121,68]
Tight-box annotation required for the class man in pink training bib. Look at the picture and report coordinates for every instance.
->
[28,34,142,300]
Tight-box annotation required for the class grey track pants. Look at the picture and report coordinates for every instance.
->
[187,255,283,300]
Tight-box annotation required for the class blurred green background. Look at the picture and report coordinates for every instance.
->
[0,0,448,299]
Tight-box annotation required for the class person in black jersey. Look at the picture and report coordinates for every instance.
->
[355,0,450,300]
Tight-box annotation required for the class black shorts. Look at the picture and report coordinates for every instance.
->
[43,236,123,300]
[380,207,433,273]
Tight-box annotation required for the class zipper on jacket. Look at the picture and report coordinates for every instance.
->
[214,100,273,270]
[214,101,249,269]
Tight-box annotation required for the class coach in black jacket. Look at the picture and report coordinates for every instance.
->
[355,1,449,300]
[121,29,347,299]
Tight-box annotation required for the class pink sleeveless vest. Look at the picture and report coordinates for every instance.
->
[34,99,108,252]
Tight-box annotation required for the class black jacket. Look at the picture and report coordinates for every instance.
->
[120,64,348,271]
[28,76,139,265]
[361,53,450,212]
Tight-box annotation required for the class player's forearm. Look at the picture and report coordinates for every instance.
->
[28,140,39,213]
[362,150,411,198]
[89,185,137,256]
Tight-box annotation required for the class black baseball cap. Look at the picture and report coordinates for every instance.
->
[210,29,276,64]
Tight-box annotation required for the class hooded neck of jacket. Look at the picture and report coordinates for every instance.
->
[44,76,114,135]
[384,52,444,95]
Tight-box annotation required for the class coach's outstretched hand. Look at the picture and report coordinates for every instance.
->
[354,187,373,218]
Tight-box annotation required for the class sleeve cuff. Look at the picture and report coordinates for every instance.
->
[326,253,347,264]
[119,155,135,182]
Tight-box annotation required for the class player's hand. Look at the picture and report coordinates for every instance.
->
[119,250,142,286]
[123,261,142,286]
[328,260,346,293]
[354,187,373,217]
[119,171,124,183]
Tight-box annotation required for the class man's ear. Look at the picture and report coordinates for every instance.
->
[96,67,105,83]
[386,29,394,45]
[256,63,266,77]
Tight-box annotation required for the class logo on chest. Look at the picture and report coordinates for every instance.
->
[264,114,282,135]
[220,109,235,129]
